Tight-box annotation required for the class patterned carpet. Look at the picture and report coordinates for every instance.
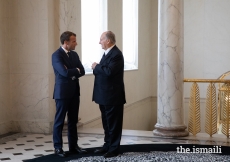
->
[25,144,230,162]
[69,151,230,162]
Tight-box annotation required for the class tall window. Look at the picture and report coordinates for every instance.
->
[123,0,138,70]
[81,0,107,73]
[81,0,138,73]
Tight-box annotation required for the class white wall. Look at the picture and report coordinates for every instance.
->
[184,0,230,98]
[184,0,230,133]
[0,1,11,134]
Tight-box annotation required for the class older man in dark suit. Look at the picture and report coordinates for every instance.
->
[92,31,126,158]
[52,31,87,157]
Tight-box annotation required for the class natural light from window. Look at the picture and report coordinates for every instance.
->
[81,0,107,74]
[123,0,138,70]
[81,0,138,74]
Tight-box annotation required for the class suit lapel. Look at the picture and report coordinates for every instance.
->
[59,48,73,67]
[100,46,117,64]
[99,53,106,64]
[68,52,75,67]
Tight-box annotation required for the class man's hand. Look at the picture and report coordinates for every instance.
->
[91,62,98,70]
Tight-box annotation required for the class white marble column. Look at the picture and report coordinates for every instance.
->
[153,0,188,137]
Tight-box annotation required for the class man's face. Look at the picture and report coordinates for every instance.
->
[66,35,77,51]
[99,33,108,50]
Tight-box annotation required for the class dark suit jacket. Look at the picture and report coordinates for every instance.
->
[92,45,126,105]
[52,47,85,99]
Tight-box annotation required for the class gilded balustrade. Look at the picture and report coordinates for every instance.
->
[184,79,230,138]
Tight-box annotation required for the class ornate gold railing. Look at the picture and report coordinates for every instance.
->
[184,79,230,138]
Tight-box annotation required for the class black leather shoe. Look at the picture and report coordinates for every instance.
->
[54,148,67,157]
[69,145,87,154]
[103,152,119,158]
[94,148,107,154]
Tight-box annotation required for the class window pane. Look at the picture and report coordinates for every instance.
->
[81,0,107,73]
[123,0,138,70]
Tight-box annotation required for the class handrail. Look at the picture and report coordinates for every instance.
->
[184,78,230,138]
[184,79,230,83]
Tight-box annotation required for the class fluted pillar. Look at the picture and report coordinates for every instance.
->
[153,0,188,137]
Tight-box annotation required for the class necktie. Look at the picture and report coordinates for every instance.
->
[100,53,105,63]
[67,52,70,58]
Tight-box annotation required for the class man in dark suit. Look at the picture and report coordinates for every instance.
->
[52,31,87,157]
[91,31,126,158]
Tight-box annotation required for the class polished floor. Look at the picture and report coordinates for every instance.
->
[0,127,230,162]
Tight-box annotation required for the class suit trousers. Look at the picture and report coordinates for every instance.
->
[99,104,124,154]
[53,94,79,149]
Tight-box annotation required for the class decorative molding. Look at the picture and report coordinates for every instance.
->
[82,96,156,127]
[0,121,16,136]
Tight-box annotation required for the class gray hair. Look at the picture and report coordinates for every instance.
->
[105,31,116,44]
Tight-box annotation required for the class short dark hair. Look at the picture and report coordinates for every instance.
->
[60,31,76,45]
[105,31,116,44]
